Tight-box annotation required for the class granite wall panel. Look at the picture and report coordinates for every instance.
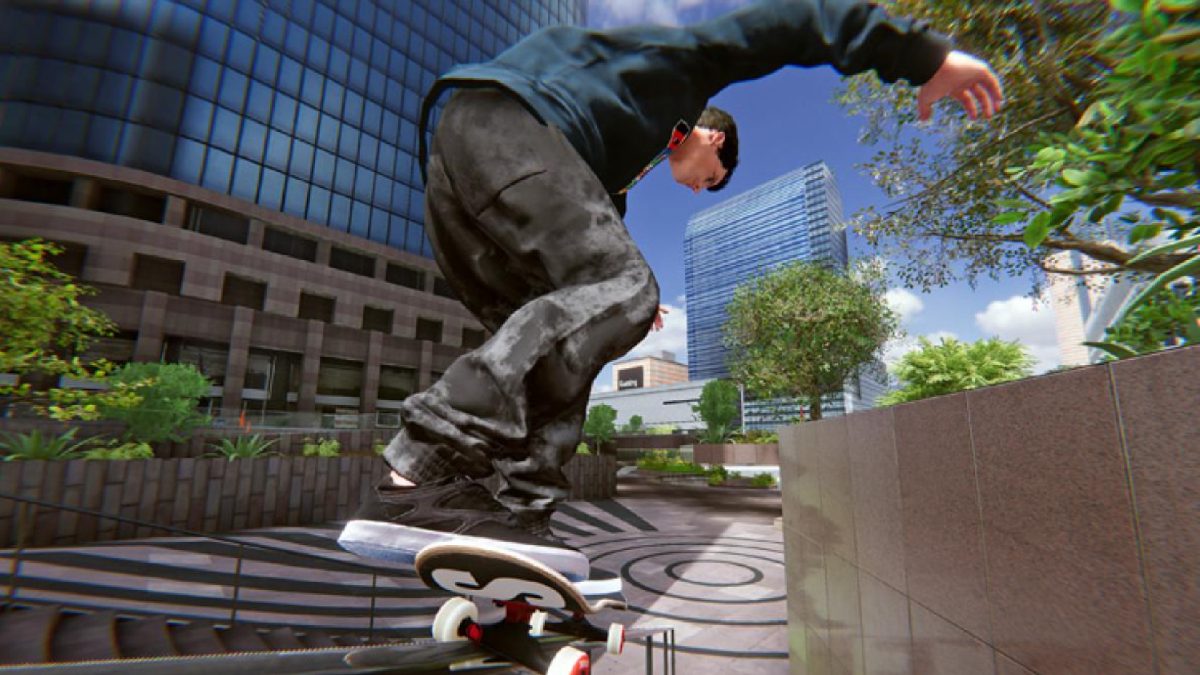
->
[781,345,1199,674]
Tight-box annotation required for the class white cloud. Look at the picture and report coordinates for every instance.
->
[884,287,925,324]
[882,330,957,370]
[974,294,1061,374]
[627,302,689,361]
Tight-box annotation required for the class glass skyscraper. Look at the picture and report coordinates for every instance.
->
[0,0,585,258]
[683,161,887,426]
[684,161,847,380]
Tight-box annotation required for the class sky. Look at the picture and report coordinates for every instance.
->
[584,0,1062,394]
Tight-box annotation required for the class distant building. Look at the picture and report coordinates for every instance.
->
[681,161,886,427]
[612,351,688,391]
[1046,250,1114,366]
[590,380,711,432]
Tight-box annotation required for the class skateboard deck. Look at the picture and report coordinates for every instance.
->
[412,541,629,674]
[415,541,626,614]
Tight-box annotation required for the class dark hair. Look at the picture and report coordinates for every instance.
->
[696,106,738,191]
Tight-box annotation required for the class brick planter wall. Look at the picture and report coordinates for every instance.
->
[779,345,1199,675]
[0,454,616,548]
[694,443,780,465]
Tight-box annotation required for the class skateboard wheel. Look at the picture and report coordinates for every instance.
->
[432,597,478,642]
[607,622,625,655]
[546,646,590,675]
[529,610,548,637]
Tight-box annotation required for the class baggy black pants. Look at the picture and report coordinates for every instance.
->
[383,89,659,520]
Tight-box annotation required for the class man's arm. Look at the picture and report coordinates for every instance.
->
[686,0,952,91]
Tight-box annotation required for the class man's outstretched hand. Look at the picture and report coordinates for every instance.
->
[652,305,669,332]
[917,50,1004,122]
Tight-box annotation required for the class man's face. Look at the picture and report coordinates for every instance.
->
[669,127,727,193]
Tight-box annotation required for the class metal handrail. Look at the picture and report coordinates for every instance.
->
[0,491,679,673]
[0,490,389,639]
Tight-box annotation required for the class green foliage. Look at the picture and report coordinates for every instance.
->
[729,429,779,444]
[839,0,1199,297]
[207,434,279,460]
[620,415,645,434]
[575,441,592,455]
[0,239,134,420]
[82,441,154,460]
[724,262,898,421]
[1086,283,1200,358]
[646,425,676,435]
[99,363,211,443]
[636,449,705,474]
[706,464,730,486]
[582,404,618,445]
[879,337,1035,405]
[0,428,95,461]
[373,441,388,455]
[1003,1,1200,341]
[692,379,739,442]
[302,437,342,457]
[750,473,778,488]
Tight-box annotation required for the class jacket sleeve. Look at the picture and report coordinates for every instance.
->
[686,0,952,91]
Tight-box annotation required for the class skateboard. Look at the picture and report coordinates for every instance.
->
[415,541,629,674]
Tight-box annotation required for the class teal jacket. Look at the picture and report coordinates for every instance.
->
[419,0,950,202]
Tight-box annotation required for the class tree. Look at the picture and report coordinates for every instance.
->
[582,404,617,449]
[836,0,1195,294]
[99,363,211,443]
[621,414,644,434]
[725,262,898,421]
[1087,282,1200,359]
[0,239,134,419]
[878,336,1034,405]
[692,379,739,443]
[1004,1,1200,349]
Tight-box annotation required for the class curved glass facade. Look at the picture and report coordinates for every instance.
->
[0,0,585,257]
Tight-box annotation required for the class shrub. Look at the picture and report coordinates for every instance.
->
[208,434,279,460]
[83,441,154,460]
[636,449,705,474]
[575,442,591,455]
[750,473,778,488]
[0,428,95,461]
[302,437,341,457]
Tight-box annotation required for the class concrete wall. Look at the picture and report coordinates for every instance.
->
[779,345,1198,675]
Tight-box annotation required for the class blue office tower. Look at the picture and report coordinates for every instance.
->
[685,162,847,380]
[0,0,585,258]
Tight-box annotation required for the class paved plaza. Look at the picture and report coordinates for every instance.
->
[3,474,787,673]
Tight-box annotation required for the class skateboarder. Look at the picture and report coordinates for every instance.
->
[339,0,1003,578]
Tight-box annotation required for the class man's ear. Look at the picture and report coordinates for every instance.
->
[710,130,725,149]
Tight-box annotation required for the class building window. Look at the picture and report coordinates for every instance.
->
[433,276,457,299]
[330,245,375,277]
[97,185,166,222]
[6,172,72,205]
[221,274,266,310]
[385,262,424,290]
[461,327,485,349]
[188,205,250,244]
[362,305,393,333]
[131,254,184,295]
[162,337,228,386]
[378,365,417,402]
[299,292,335,322]
[262,226,317,261]
[415,317,442,343]
[317,357,362,397]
